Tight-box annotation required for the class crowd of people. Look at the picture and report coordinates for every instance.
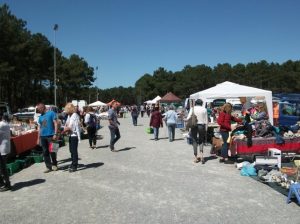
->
[0,99,275,192]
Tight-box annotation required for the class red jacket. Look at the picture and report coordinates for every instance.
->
[150,111,163,128]
[217,111,242,132]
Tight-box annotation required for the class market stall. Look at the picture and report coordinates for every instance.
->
[11,130,38,155]
[230,136,300,156]
[189,81,274,125]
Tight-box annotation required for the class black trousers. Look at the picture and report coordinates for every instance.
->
[0,154,10,187]
[69,136,79,168]
[40,136,57,169]
[87,126,97,147]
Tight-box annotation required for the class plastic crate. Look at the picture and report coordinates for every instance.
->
[27,154,44,163]
[6,161,21,176]
[15,157,33,168]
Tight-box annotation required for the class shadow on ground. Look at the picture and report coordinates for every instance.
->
[96,145,109,149]
[58,158,81,164]
[204,155,218,162]
[59,162,104,171]
[116,147,136,152]
[12,179,46,191]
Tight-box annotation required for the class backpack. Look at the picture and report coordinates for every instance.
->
[88,113,97,128]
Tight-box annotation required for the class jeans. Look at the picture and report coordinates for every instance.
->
[191,124,206,156]
[0,154,10,187]
[40,136,57,169]
[153,127,159,140]
[109,126,121,147]
[167,123,176,141]
[69,136,79,168]
[220,131,229,158]
[87,126,97,147]
[132,116,138,126]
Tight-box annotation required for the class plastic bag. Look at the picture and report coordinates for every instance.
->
[146,127,154,134]
[240,164,257,176]
[49,142,59,153]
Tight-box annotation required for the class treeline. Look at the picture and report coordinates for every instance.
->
[1,4,300,112]
[135,61,300,103]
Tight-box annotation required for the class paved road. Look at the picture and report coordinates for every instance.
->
[1,115,300,224]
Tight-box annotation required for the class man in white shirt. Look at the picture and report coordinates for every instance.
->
[187,99,208,164]
[0,114,11,191]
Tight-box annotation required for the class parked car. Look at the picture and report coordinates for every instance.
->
[279,101,300,126]
[13,106,35,120]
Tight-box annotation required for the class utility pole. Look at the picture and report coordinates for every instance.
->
[95,66,98,101]
[53,24,58,106]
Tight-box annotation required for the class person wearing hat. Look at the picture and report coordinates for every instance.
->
[187,99,208,164]
[0,114,12,191]
[150,105,163,141]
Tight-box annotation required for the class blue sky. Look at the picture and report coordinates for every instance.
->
[2,0,300,89]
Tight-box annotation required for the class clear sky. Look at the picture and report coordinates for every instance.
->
[2,0,300,89]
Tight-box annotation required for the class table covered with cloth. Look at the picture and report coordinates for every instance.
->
[10,131,39,155]
[230,136,300,156]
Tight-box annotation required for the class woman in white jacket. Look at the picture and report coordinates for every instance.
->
[63,103,81,172]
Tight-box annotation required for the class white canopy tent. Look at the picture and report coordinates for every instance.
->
[89,100,107,107]
[190,81,273,124]
[144,95,161,104]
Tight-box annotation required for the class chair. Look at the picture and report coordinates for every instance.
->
[286,183,300,205]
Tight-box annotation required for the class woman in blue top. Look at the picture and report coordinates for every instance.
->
[164,105,178,142]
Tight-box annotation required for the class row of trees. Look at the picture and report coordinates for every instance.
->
[1,4,300,112]
[135,60,300,103]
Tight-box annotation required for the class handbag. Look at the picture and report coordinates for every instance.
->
[186,106,198,130]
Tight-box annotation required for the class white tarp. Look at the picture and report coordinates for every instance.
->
[190,81,273,124]
[89,100,107,107]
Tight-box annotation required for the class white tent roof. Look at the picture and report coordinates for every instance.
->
[89,100,107,107]
[190,81,273,124]
[145,95,161,104]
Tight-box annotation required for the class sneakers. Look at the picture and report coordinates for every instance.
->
[92,144,96,149]
[43,168,52,173]
[194,157,200,163]
[68,166,77,173]
[110,145,116,152]
[52,165,58,171]
[0,185,12,192]
[219,158,225,163]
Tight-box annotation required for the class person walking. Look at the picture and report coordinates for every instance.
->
[131,105,139,126]
[63,103,81,172]
[273,101,279,126]
[217,103,242,164]
[140,104,145,118]
[84,106,97,149]
[164,105,178,142]
[187,99,208,164]
[0,114,11,191]
[150,105,163,141]
[108,101,121,151]
[36,103,58,173]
